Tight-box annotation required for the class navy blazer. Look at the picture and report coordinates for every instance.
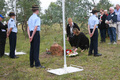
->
[0,22,8,39]
[106,12,117,23]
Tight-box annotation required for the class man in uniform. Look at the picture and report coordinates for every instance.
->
[27,5,45,68]
[0,14,8,57]
[88,10,102,57]
[7,12,18,59]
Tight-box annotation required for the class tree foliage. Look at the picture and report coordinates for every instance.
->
[2,0,41,38]
[0,0,7,15]
[0,0,113,34]
[95,0,113,10]
[41,0,113,33]
[17,0,41,33]
[42,0,93,28]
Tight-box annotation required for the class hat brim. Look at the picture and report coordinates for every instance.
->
[0,15,5,18]
[9,15,16,17]
[30,8,39,9]
[90,11,99,13]
[1,16,5,18]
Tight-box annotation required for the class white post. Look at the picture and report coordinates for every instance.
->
[15,0,17,52]
[14,0,17,23]
[47,0,83,75]
[62,0,67,68]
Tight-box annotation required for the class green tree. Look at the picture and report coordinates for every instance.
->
[41,2,62,26]
[42,0,93,30]
[17,0,41,38]
[0,0,7,16]
[17,0,41,28]
[95,0,113,10]
[6,0,41,38]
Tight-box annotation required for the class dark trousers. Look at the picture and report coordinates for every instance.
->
[69,36,76,47]
[89,29,98,55]
[9,32,17,58]
[30,31,41,67]
[69,37,74,47]
[0,38,6,57]
[108,27,116,42]
[100,29,106,42]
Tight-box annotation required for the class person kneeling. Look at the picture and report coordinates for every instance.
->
[73,28,89,52]
[66,18,80,50]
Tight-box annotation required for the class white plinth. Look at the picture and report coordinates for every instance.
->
[5,52,26,56]
[47,65,83,75]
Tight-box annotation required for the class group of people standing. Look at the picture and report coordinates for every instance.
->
[0,5,45,68]
[99,4,120,44]
[0,12,18,58]
[0,4,120,68]
[66,4,120,57]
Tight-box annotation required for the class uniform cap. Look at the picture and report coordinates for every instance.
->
[31,5,39,10]
[9,12,16,17]
[91,10,99,14]
[0,14,4,18]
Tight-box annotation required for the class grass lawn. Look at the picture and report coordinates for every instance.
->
[0,24,120,80]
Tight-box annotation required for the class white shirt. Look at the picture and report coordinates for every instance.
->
[69,22,74,34]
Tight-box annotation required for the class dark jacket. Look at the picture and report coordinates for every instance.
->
[0,22,8,39]
[106,12,117,23]
[75,32,89,50]
[98,14,107,29]
[66,22,80,37]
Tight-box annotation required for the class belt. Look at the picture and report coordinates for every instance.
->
[90,28,98,30]
[11,32,17,34]
[30,31,39,32]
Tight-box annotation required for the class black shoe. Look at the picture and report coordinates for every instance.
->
[30,65,34,68]
[100,41,103,43]
[0,55,2,58]
[94,53,102,57]
[36,65,46,69]
[0,55,4,58]
[10,56,19,59]
[88,53,93,56]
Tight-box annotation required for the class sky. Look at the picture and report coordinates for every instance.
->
[41,0,120,13]
[41,0,57,13]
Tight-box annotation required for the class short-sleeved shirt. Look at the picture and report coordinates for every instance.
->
[115,9,120,22]
[88,15,99,29]
[28,13,41,31]
[8,18,17,33]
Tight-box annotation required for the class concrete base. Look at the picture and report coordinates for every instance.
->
[47,65,83,75]
[5,52,26,56]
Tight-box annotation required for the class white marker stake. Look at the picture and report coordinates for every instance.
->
[62,0,67,69]
[14,0,17,23]
[47,0,84,75]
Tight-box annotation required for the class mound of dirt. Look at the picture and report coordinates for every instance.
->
[50,43,63,56]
